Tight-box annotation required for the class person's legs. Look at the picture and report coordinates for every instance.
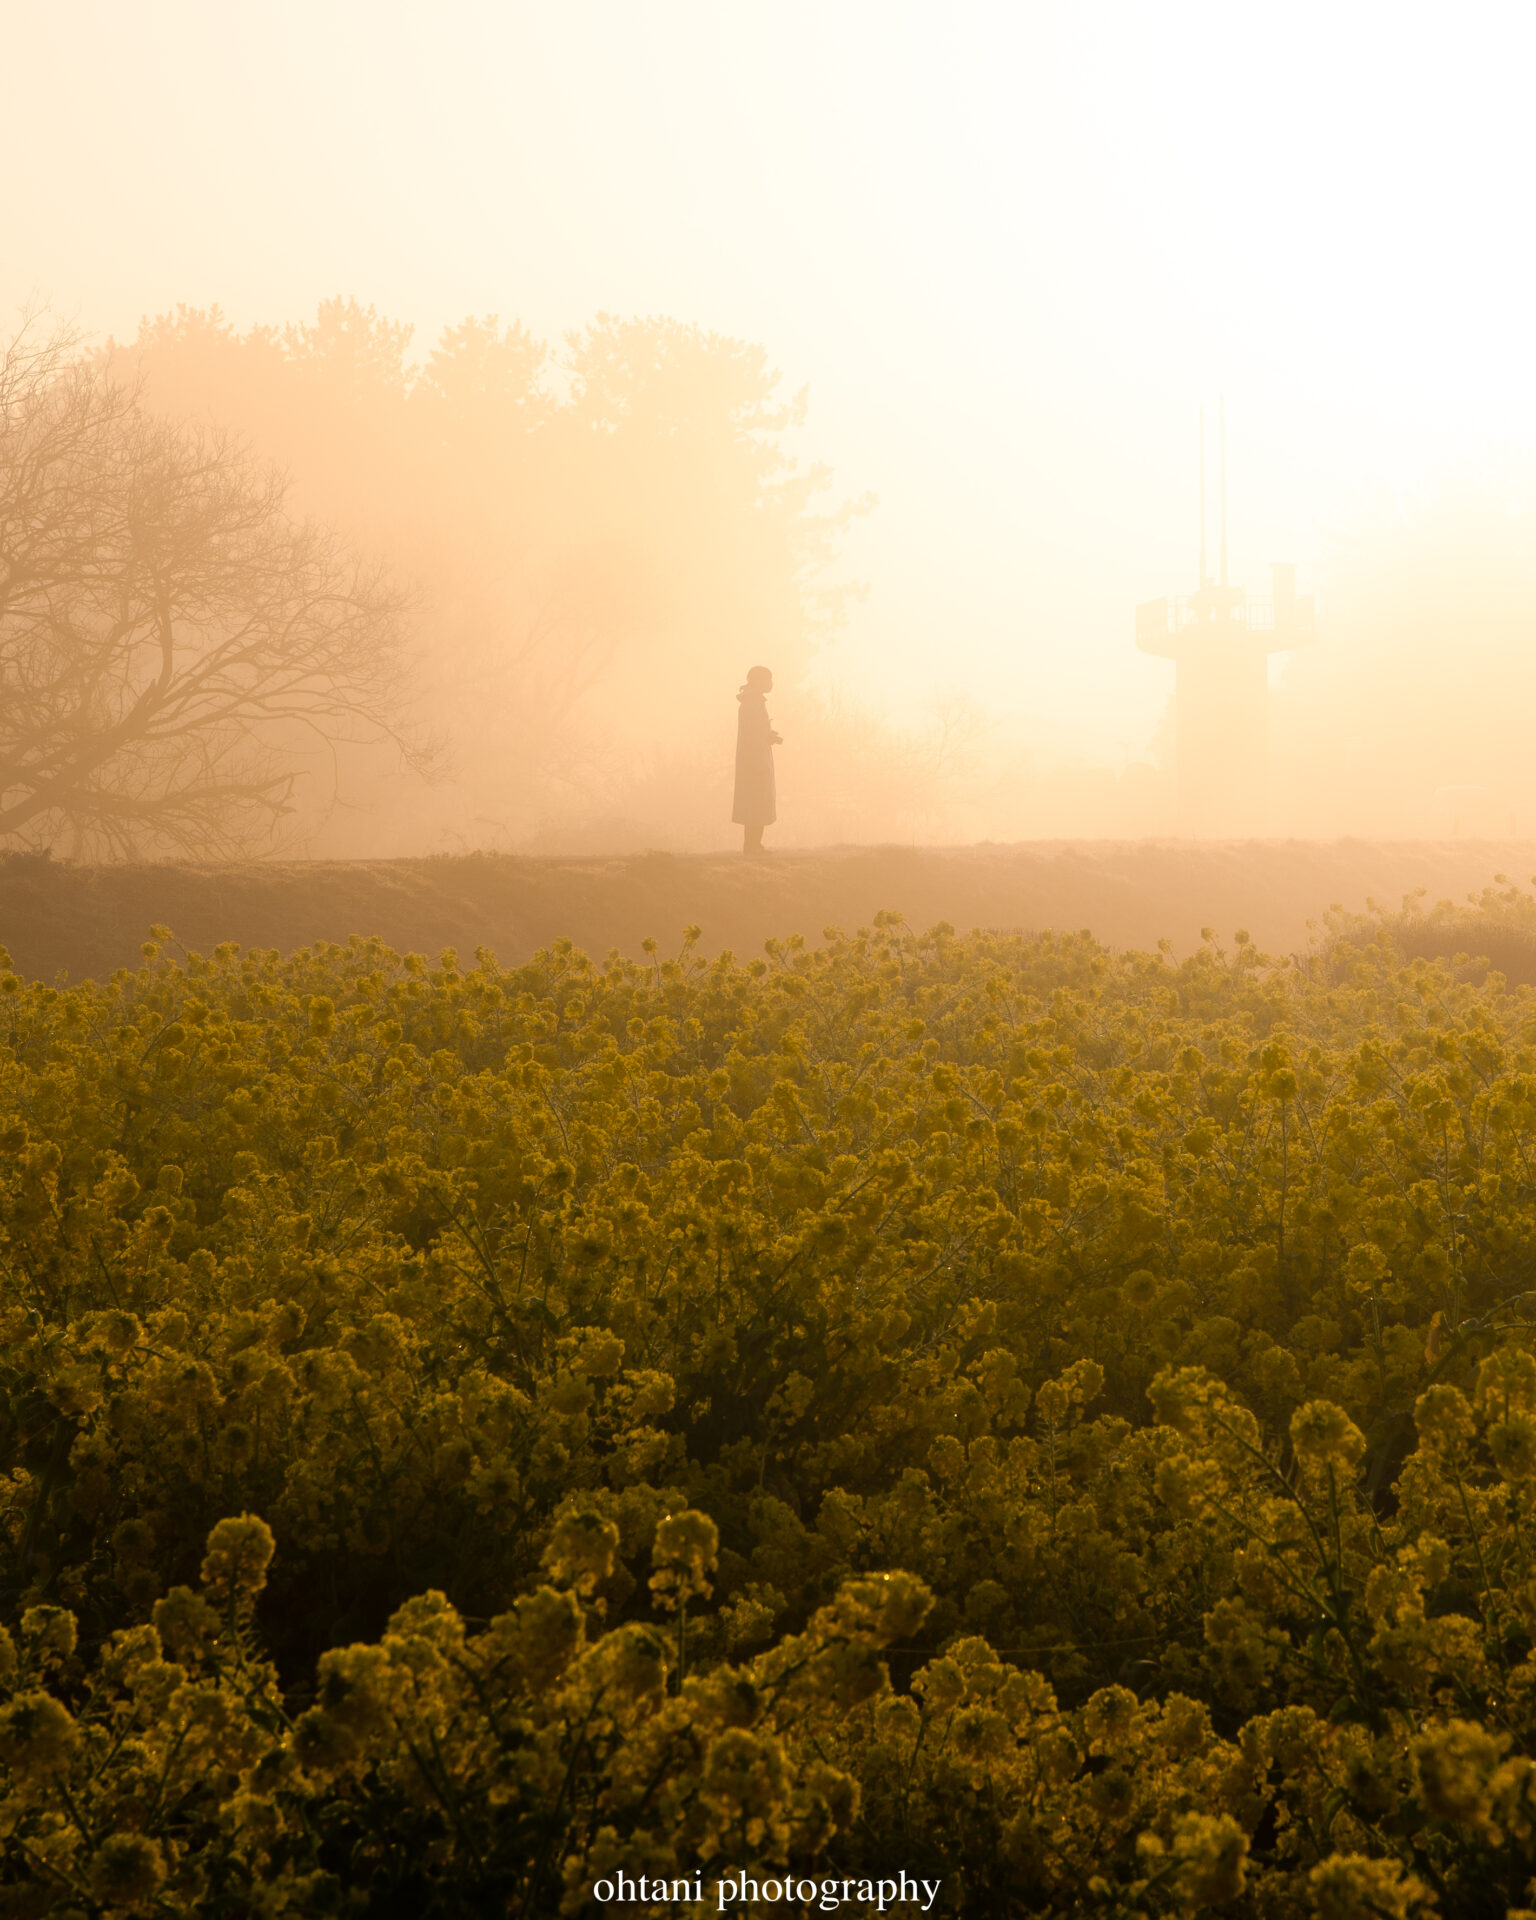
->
[743,823,765,855]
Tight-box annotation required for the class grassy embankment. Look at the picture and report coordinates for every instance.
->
[7,838,1536,982]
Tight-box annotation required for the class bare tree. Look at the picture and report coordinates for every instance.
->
[0,316,427,858]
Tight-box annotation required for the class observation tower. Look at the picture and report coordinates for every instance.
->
[1136,403,1316,836]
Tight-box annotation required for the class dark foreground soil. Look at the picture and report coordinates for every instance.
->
[4,839,1536,985]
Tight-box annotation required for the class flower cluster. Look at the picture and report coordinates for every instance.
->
[3,915,1536,1910]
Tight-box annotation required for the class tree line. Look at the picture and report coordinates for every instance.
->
[0,301,862,859]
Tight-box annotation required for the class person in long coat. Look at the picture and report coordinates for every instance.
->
[732,665,781,855]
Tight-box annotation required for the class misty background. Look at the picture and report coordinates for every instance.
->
[5,1,1536,857]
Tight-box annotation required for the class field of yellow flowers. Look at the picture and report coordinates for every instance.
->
[5,907,1536,1916]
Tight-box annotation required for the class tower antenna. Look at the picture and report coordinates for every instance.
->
[1199,406,1207,588]
[1219,394,1228,589]
[1136,401,1318,837]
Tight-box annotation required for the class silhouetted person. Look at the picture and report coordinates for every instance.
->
[733,665,781,855]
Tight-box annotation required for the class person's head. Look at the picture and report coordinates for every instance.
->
[745,664,773,693]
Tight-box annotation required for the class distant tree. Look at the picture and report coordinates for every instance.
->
[110,301,869,848]
[561,314,868,678]
[0,317,425,859]
[414,314,550,441]
[282,295,415,403]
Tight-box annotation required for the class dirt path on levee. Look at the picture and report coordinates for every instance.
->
[4,840,1536,984]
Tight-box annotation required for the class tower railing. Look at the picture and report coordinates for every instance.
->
[1136,594,1317,644]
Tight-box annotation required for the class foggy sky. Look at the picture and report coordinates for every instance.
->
[5,0,1535,764]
